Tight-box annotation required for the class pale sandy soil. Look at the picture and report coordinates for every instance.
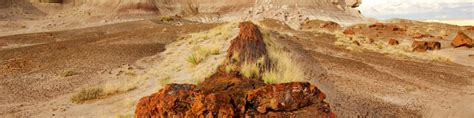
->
[424,19,474,26]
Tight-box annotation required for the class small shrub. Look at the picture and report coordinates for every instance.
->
[186,54,203,66]
[197,46,220,56]
[377,44,384,49]
[160,16,174,22]
[71,88,103,104]
[103,80,138,96]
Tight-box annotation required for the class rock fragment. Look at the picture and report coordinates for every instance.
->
[412,41,441,52]
[451,32,473,48]
[388,39,399,45]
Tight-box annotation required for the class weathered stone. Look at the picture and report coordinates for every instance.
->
[226,22,270,70]
[343,28,355,35]
[412,33,434,39]
[388,39,399,45]
[135,84,204,118]
[451,32,473,48]
[301,20,341,31]
[427,42,441,50]
[352,41,361,46]
[412,41,441,52]
[246,82,327,113]
[368,23,405,32]
[465,26,474,31]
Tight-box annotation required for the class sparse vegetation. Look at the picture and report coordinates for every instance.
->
[240,62,260,78]
[143,22,239,88]
[71,88,103,104]
[160,16,174,21]
[103,79,138,96]
[62,70,80,77]
[225,64,237,73]
[158,77,172,86]
[260,29,305,83]
[116,114,134,118]
[186,53,203,66]
[262,70,278,83]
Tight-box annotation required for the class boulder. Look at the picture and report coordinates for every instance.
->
[412,41,428,52]
[320,21,341,29]
[466,26,474,31]
[136,82,333,117]
[412,33,434,39]
[368,23,384,29]
[427,42,441,50]
[451,32,473,48]
[301,20,341,31]
[343,28,355,35]
[135,84,204,118]
[227,22,270,67]
[412,41,441,52]
[246,82,328,113]
[388,39,399,45]
[368,23,405,31]
[352,41,361,46]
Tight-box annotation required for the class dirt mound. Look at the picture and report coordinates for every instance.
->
[451,32,473,48]
[135,22,334,117]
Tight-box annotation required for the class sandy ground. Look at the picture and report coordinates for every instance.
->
[0,18,473,117]
[258,19,474,117]
[0,19,221,117]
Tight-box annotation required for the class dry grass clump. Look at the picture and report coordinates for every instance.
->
[186,54,203,66]
[102,79,139,96]
[160,16,174,21]
[71,76,140,103]
[62,70,80,77]
[71,88,103,104]
[186,45,222,66]
[260,30,305,83]
[240,62,261,78]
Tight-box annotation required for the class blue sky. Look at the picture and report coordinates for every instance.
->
[358,0,474,20]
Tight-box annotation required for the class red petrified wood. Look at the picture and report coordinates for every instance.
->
[135,22,335,118]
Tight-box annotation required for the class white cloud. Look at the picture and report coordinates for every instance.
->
[358,0,474,20]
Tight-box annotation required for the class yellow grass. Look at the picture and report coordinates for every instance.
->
[143,22,239,86]
[260,29,305,83]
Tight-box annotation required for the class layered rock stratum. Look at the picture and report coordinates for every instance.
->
[1,0,367,27]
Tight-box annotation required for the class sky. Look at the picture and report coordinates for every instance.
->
[358,0,474,20]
